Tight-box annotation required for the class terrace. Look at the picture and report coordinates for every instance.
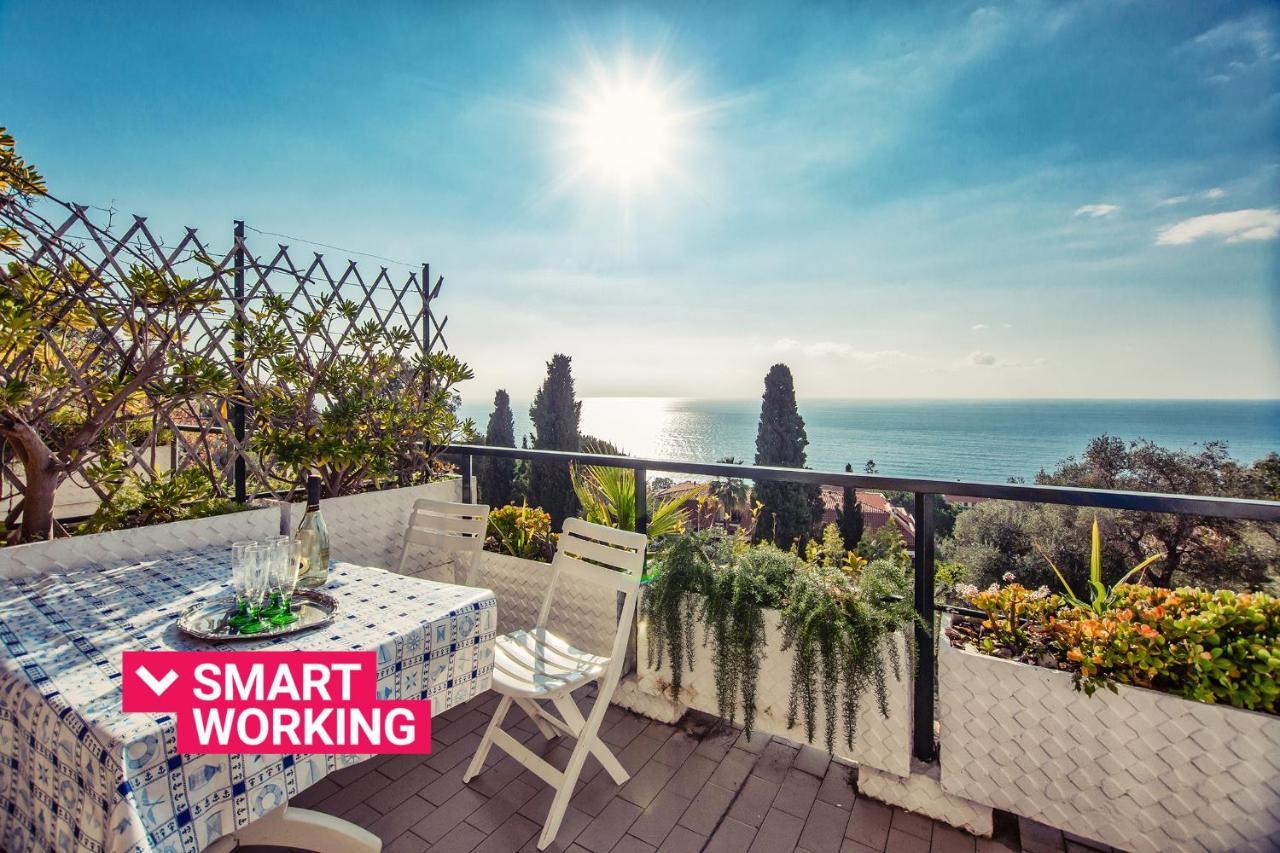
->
[2,179,1279,853]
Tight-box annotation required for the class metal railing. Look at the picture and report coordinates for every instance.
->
[448,443,1280,763]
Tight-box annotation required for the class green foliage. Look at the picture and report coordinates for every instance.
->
[485,501,555,562]
[478,389,517,506]
[571,461,699,540]
[527,354,580,527]
[956,582,1280,714]
[835,463,864,551]
[238,293,474,496]
[752,364,822,548]
[642,530,722,704]
[1036,435,1276,588]
[703,544,796,735]
[780,557,914,752]
[708,457,749,523]
[81,468,239,533]
[1034,515,1163,614]
[856,518,910,568]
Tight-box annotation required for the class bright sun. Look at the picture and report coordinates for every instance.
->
[560,55,690,197]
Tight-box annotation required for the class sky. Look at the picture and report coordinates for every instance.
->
[2,0,1278,405]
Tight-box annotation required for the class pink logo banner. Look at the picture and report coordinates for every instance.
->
[122,650,432,754]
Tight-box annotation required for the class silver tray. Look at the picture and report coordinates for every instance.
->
[176,590,338,641]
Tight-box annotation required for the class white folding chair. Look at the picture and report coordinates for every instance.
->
[463,518,648,850]
[396,497,490,585]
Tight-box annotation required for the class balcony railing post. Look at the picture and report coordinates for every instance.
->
[634,468,648,535]
[461,454,473,503]
[231,220,247,505]
[913,491,937,763]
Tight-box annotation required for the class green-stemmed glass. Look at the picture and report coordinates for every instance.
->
[228,540,256,628]
[269,536,299,626]
[260,535,290,620]
[237,543,270,635]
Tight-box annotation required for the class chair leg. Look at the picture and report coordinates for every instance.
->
[463,694,511,783]
[515,697,560,740]
[550,694,629,785]
[537,688,613,850]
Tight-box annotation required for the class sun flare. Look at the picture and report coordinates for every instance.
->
[560,54,691,197]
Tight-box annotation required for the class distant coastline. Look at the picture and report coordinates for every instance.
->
[460,397,1280,483]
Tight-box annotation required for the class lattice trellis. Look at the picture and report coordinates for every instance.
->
[0,197,448,533]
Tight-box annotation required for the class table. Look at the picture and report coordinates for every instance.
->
[0,548,497,853]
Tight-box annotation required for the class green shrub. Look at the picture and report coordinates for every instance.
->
[485,502,555,562]
[81,468,239,533]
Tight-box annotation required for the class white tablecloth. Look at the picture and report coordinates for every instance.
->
[0,550,496,853]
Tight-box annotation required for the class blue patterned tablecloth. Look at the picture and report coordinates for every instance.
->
[0,550,496,853]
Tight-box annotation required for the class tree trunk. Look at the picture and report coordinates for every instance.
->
[2,423,59,542]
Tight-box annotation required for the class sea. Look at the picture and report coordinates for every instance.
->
[459,398,1280,484]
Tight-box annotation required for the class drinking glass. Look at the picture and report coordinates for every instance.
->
[237,543,271,635]
[261,535,291,618]
[229,540,257,628]
[269,536,300,626]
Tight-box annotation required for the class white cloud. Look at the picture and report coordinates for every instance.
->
[1074,204,1120,218]
[761,339,909,362]
[1156,208,1280,245]
[968,351,998,367]
[1158,195,1190,207]
[970,323,988,331]
[1202,187,1227,200]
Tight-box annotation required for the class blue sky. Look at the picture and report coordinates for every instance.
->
[2,0,1277,402]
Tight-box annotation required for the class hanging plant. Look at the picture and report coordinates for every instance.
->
[702,544,795,736]
[641,530,721,703]
[780,557,915,753]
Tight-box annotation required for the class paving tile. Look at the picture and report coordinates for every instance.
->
[379,752,431,780]
[519,806,593,853]
[384,828,432,853]
[424,731,483,773]
[1062,831,1107,851]
[421,763,469,806]
[652,732,699,767]
[369,794,435,842]
[370,762,444,814]
[620,758,680,809]
[841,840,883,853]
[799,800,856,853]
[886,827,931,853]
[470,813,541,853]
[467,777,539,833]
[665,754,718,799]
[612,835,658,853]
[465,753,527,799]
[726,775,780,828]
[316,769,395,817]
[1017,818,1065,853]
[602,714,650,748]
[748,808,805,853]
[931,823,977,853]
[575,796,643,852]
[975,838,1018,853]
[891,807,934,842]
[817,763,857,810]
[846,797,893,850]
[419,819,486,853]
[410,786,487,844]
[708,747,757,791]
[735,730,771,754]
[643,719,679,740]
[772,767,821,818]
[677,782,736,837]
[753,739,798,783]
[795,743,832,778]
[628,788,693,847]
[657,825,707,853]
[573,768,628,817]
[692,723,740,762]
[706,817,759,853]
[618,733,667,774]
[434,707,491,744]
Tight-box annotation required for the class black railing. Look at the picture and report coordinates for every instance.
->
[448,443,1280,763]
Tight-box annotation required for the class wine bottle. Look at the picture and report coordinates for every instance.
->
[295,475,330,588]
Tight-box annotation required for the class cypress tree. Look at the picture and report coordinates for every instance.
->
[752,363,822,548]
[836,462,865,551]
[477,389,516,506]
[528,353,581,528]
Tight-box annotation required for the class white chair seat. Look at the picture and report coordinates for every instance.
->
[493,628,609,699]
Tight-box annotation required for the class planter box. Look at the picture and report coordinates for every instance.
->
[636,601,912,777]
[939,616,1280,852]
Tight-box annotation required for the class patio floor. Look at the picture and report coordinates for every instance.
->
[252,688,1104,853]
